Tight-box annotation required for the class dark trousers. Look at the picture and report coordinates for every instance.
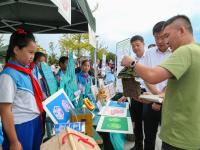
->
[99,132,114,150]
[143,104,161,150]
[162,142,185,150]
[131,100,144,148]
[3,116,42,150]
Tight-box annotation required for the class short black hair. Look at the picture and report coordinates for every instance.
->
[148,44,156,49]
[130,35,144,43]
[163,15,193,34]
[33,51,46,62]
[153,21,166,35]
[59,56,68,64]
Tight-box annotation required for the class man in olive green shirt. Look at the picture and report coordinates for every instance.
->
[122,15,200,149]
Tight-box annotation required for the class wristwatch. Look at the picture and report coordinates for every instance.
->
[130,60,138,68]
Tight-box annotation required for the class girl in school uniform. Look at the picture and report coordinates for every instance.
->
[56,56,68,89]
[0,28,43,150]
[33,51,49,97]
[76,60,96,107]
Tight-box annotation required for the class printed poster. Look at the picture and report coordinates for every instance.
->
[116,39,132,93]
[54,122,85,134]
[51,0,71,24]
[106,100,129,109]
[103,83,116,101]
[99,106,127,117]
[43,89,74,124]
[96,116,133,134]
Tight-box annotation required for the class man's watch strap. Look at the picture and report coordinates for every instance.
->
[130,60,138,68]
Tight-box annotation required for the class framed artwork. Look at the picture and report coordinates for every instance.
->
[96,116,133,134]
[43,89,74,124]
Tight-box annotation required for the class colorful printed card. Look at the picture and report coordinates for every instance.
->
[43,89,74,124]
[96,116,133,134]
[99,106,127,117]
[54,122,85,134]
[106,100,129,109]
[102,83,116,101]
[102,85,111,101]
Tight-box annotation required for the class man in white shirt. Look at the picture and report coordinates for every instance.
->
[129,35,146,150]
[142,21,171,150]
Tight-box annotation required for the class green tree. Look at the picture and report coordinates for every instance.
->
[60,33,94,59]
[48,42,58,65]
[96,47,108,60]
[106,52,116,62]
[60,33,112,65]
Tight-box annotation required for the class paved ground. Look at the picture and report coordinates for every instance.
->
[124,126,162,150]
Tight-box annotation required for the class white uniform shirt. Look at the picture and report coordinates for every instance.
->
[142,47,171,92]
[0,74,39,124]
[135,51,146,89]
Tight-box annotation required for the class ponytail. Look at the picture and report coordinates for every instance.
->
[5,28,35,62]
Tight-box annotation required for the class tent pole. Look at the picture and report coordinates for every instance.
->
[1,20,16,31]
[94,39,98,86]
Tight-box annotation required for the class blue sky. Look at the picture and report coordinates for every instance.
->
[1,0,200,55]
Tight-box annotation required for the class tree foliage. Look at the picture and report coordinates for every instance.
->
[48,42,58,65]
[60,33,111,64]
[106,52,116,62]
[60,33,94,59]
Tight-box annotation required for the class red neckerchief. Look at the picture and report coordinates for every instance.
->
[5,62,44,113]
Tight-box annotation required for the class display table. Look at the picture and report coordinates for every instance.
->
[93,107,131,150]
